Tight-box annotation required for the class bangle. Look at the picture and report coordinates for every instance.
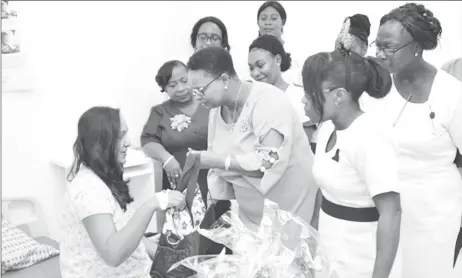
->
[163,156,174,168]
[224,155,231,171]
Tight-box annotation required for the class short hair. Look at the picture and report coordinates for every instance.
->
[187,46,236,77]
[249,34,292,72]
[257,1,287,25]
[190,16,231,51]
[155,60,187,92]
[380,3,442,50]
[302,49,392,122]
[67,106,133,211]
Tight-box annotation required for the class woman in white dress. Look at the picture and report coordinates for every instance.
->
[364,3,462,278]
[302,48,402,278]
[247,34,314,138]
[256,1,302,87]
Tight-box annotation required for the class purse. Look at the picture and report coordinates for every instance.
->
[150,154,232,277]
[150,154,202,278]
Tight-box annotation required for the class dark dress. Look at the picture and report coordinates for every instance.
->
[141,100,210,195]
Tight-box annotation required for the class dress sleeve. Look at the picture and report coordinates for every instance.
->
[68,174,114,220]
[235,92,296,195]
[354,127,400,198]
[448,92,462,151]
[140,106,164,147]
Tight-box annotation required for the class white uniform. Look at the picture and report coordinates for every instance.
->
[360,69,462,278]
[313,115,401,278]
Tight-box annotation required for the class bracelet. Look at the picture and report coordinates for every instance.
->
[163,156,174,168]
[155,190,169,210]
[224,155,231,171]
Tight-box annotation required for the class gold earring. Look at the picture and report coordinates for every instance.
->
[414,52,419,57]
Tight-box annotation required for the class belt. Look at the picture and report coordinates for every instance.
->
[321,196,379,222]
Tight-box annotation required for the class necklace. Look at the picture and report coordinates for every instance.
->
[226,82,244,133]
[393,93,413,127]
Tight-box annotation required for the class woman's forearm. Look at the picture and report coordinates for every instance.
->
[142,142,172,164]
[105,200,159,266]
[372,211,401,278]
[200,152,263,178]
[310,189,322,229]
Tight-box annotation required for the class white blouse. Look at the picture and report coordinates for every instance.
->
[313,115,399,208]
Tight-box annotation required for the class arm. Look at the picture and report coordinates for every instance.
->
[199,128,284,178]
[448,94,462,169]
[141,106,182,185]
[82,197,159,267]
[372,192,401,278]
[140,106,173,164]
[354,127,401,278]
[310,189,323,229]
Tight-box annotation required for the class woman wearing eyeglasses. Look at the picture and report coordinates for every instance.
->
[190,16,230,52]
[187,46,317,231]
[362,4,462,278]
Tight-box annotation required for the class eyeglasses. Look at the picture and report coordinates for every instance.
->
[370,40,414,56]
[197,33,222,44]
[191,76,220,97]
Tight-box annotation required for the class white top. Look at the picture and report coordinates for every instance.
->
[59,167,151,278]
[360,70,462,184]
[285,84,310,123]
[313,115,399,208]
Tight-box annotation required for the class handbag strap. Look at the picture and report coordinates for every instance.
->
[176,153,202,223]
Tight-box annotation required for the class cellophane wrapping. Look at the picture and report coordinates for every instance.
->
[167,199,336,278]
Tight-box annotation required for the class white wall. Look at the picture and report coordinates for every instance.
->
[3,1,462,239]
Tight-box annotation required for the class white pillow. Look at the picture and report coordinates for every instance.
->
[1,218,59,274]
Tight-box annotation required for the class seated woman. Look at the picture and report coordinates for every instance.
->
[248,34,317,144]
[60,106,184,278]
[186,46,317,231]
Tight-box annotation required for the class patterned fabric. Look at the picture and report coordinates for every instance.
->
[59,167,152,278]
[162,185,210,237]
[1,219,59,274]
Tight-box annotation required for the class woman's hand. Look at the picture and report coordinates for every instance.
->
[166,190,186,208]
[164,157,182,188]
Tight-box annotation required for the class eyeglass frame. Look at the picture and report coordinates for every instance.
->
[196,32,222,45]
[304,86,343,115]
[191,75,222,97]
[370,40,414,56]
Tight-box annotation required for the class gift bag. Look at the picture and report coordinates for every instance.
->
[150,154,203,278]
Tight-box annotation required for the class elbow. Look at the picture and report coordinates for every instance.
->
[99,246,127,267]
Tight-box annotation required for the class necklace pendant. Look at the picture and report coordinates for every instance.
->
[230,126,234,133]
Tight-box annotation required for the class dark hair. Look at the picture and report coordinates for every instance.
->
[155,60,187,92]
[380,3,442,50]
[302,49,392,122]
[67,107,133,211]
[348,14,371,44]
[187,46,236,77]
[190,16,231,51]
[249,34,292,72]
[257,1,287,25]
